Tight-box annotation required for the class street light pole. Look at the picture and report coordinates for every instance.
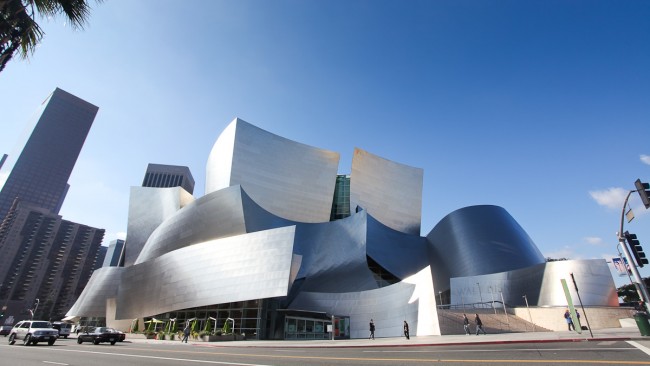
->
[618,190,650,313]
[476,282,483,306]
[500,290,509,326]
[522,295,535,332]
[489,288,496,315]
[31,298,39,320]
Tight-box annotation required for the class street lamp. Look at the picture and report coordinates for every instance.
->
[500,290,509,325]
[522,295,535,332]
[438,291,443,308]
[476,282,483,306]
[489,287,496,315]
[226,317,235,335]
[30,298,39,320]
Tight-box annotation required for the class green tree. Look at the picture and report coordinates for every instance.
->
[617,277,650,303]
[203,319,212,334]
[0,0,102,73]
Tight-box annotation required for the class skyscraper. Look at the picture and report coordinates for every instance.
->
[0,201,105,321]
[141,163,195,194]
[0,88,102,323]
[0,88,99,220]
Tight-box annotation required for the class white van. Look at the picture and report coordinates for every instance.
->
[52,322,71,338]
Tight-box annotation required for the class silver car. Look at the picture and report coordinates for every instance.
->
[8,320,58,346]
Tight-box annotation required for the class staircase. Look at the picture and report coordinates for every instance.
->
[437,308,551,335]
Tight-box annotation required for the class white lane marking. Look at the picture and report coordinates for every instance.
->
[43,362,69,365]
[627,341,650,357]
[20,347,272,366]
[365,348,635,353]
[273,350,306,352]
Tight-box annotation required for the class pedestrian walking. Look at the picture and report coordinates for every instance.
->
[564,309,575,331]
[403,320,410,340]
[475,313,486,335]
[463,314,471,335]
[369,319,375,340]
[182,325,191,343]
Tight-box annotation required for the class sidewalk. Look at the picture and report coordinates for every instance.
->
[121,327,647,348]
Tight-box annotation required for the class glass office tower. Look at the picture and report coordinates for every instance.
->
[0,88,99,220]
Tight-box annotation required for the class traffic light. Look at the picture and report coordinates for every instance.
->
[624,231,649,267]
[636,179,650,209]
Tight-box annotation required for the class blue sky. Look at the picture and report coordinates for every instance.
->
[1,0,649,288]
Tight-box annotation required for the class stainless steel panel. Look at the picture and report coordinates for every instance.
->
[450,259,618,307]
[206,118,339,223]
[116,226,296,319]
[65,267,124,318]
[366,214,429,279]
[290,266,440,338]
[350,148,423,235]
[426,205,546,292]
[124,187,194,266]
[135,185,248,264]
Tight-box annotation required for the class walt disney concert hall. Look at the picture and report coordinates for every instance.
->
[66,118,617,339]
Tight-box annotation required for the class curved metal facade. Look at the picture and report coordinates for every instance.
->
[68,119,618,339]
[205,118,340,223]
[66,267,123,317]
[124,187,194,266]
[350,148,423,235]
[118,226,297,319]
[450,259,618,307]
[426,205,546,292]
[290,266,440,338]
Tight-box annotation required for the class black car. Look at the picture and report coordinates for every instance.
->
[77,327,122,345]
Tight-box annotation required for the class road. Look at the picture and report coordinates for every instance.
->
[1,337,650,366]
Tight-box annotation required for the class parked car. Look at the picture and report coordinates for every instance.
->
[0,325,12,336]
[8,320,59,346]
[77,327,123,345]
[51,322,71,338]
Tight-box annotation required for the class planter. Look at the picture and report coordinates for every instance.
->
[200,334,238,342]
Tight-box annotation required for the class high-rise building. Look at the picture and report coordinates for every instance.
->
[0,88,103,323]
[0,88,99,220]
[330,174,350,221]
[141,163,195,194]
[102,239,125,267]
[0,201,105,321]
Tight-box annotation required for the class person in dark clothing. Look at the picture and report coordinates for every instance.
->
[403,320,410,340]
[369,319,375,340]
[182,326,191,343]
[475,314,486,335]
[463,314,471,335]
[564,309,575,331]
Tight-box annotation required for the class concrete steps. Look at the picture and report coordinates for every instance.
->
[437,308,551,335]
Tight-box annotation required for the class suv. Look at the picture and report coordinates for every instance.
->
[8,320,59,346]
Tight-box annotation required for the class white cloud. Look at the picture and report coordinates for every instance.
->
[641,155,650,165]
[589,187,627,210]
[584,237,604,246]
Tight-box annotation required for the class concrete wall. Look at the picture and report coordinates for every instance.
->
[513,306,637,331]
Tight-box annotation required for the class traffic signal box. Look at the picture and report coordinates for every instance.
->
[625,231,649,268]
[636,179,650,209]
